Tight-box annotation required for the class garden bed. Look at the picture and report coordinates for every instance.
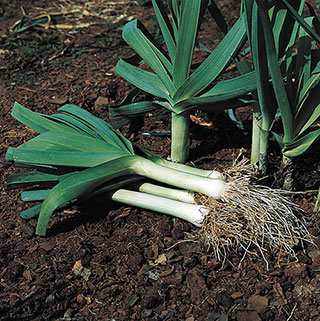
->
[1,1,320,320]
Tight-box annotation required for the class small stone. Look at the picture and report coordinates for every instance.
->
[127,294,139,307]
[45,96,68,104]
[207,313,228,321]
[40,241,55,252]
[217,290,233,309]
[237,311,261,321]
[231,291,244,299]
[308,248,320,263]
[94,96,110,112]
[247,295,268,313]
[45,294,55,305]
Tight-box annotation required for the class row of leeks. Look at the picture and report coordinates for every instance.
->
[6,103,313,261]
[242,0,320,187]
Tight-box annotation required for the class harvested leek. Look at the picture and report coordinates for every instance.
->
[6,103,313,262]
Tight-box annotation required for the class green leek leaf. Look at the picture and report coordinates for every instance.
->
[173,15,246,102]
[7,171,61,190]
[6,149,125,168]
[172,0,201,88]
[16,131,120,153]
[152,0,176,62]
[294,84,320,136]
[109,101,166,128]
[283,129,320,157]
[257,0,294,142]
[122,19,175,95]
[11,102,76,134]
[59,104,135,154]
[281,0,320,44]
[114,59,172,102]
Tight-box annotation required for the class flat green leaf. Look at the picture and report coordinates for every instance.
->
[173,15,246,102]
[17,131,120,153]
[45,114,102,141]
[281,0,320,44]
[250,2,277,127]
[122,19,175,95]
[172,71,256,113]
[20,204,43,220]
[294,17,313,100]
[109,101,169,128]
[35,155,138,235]
[7,171,61,190]
[19,176,141,220]
[172,0,201,88]
[208,0,228,34]
[294,84,320,136]
[257,0,294,142]
[167,0,180,39]
[152,0,176,62]
[297,64,320,108]
[272,131,284,148]
[6,148,125,168]
[58,104,135,154]
[114,59,172,102]
[283,128,320,157]
[21,190,50,202]
[202,70,256,98]
[271,0,304,58]
[11,102,76,134]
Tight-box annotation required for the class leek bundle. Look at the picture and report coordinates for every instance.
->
[6,103,313,261]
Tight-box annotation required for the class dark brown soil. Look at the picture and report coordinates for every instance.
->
[1,1,320,320]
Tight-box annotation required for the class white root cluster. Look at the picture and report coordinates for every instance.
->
[196,160,314,264]
[110,156,314,264]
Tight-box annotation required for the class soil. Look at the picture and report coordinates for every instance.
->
[1,1,320,320]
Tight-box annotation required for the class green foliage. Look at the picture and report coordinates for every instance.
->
[6,103,223,236]
[112,0,256,162]
[243,0,320,173]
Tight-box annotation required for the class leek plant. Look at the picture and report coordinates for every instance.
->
[6,103,313,262]
[244,0,320,189]
[6,102,226,236]
[242,0,308,173]
[112,0,257,163]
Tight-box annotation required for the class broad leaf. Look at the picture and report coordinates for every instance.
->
[115,59,172,101]
[283,129,320,157]
[109,101,166,128]
[173,15,246,102]
[152,0,176,62]
[122,19,175,95]
[281,0,320,44]
[172,0,201,88]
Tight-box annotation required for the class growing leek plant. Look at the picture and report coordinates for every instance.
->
[242,0,320,185]
[112,0,257,163]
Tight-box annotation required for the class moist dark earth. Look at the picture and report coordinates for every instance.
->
[1,1,320,320]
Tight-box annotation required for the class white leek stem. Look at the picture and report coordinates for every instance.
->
[154,157,222,178]
[132,156,227,199]
[109,189,209,226]
[132,182,195,203]
[171,112,190,163]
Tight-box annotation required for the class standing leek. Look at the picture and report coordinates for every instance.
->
[113,0,256,162]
